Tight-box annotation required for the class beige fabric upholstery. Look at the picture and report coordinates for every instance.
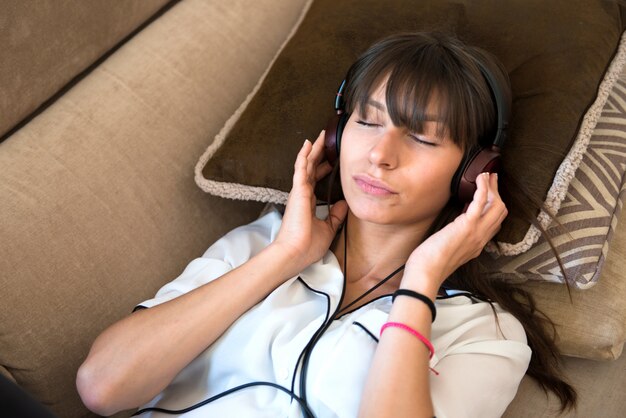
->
[0,0,306,416]
[504,352,626,417]
[518,195,626,361]
[0,0,173,138]
[503,188,626,415]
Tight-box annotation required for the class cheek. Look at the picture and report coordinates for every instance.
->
[337,132,364,179]
[407,154,462,201]
[338,154,355,200]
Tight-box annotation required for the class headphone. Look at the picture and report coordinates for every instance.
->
[323,57,510,205]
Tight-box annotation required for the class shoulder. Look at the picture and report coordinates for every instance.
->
[430,293,531,418]
[201,204,284,264]
[136,205,284,309]
[434,291,528,346]
[208,203,334,262]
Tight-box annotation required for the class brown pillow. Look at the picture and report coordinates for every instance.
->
[196,0,625,253]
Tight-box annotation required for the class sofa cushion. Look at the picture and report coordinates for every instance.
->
[195,0,625,258]
[0,0,174,140]
[0,0,308,416]
[504,352,626,417]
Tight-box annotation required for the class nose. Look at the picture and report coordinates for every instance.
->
[368,128,400,169]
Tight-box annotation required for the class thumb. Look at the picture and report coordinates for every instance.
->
[327,200,348,233]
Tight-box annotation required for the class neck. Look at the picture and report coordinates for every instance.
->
[331,209,433,286]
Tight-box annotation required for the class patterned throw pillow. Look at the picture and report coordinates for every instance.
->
[194,0,626,287]
[483,71,626,288]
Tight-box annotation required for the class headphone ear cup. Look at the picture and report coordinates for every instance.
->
[453,146,502,203]
[324,112,349,164]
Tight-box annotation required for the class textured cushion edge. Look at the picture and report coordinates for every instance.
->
[194,0,312,204]
[493,30,626,256]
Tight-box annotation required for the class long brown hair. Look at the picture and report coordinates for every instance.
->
[330,31,577,413]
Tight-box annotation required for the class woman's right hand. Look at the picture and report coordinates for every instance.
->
[272,130,348,271]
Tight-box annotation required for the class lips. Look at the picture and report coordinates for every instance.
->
[353,174,397,196]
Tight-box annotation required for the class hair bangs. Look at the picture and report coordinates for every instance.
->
[343,33,497,152]
[384,53,454,145]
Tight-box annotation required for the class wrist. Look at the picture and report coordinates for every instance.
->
[392,289,437,323]
[398,270,442,302]
[263,242,308,279]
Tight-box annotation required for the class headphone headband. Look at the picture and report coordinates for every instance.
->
[324,49,511,206]
[473,59,510,149]
[334,79,346,112]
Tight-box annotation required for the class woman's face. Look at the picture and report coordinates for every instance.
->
[339,81,464,226]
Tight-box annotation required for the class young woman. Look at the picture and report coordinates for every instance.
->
[77,32,576,417]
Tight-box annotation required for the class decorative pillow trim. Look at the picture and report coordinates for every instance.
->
[194,78,290,203]
[483,76,626,289]
[194,0,313,204]
[493,30,626,256]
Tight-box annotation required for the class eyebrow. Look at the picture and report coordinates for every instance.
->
[366,99,386,111]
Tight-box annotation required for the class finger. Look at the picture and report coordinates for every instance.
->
[485,172,500,202]
[311,130,326,160]
[482,201,507,243]
[490,172,499,191]
[327,200,348,233]
[315,161,333,181]
[465,172,489,218]
[481,173,501,215]
[293,139,313,187]
[475,173,502,214]
[485,173,507,216]
[307,130,327,177]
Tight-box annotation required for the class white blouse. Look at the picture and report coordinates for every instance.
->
[135,207,531,418]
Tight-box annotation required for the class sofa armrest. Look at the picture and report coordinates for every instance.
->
[0,1,309,417]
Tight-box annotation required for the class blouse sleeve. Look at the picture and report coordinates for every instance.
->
[135,208,283,310]
[429,309,532,418]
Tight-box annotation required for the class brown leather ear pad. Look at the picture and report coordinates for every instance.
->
[324,112,348,164]
[456,146,502,203]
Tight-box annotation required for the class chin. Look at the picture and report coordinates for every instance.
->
[347,195,400,224]
[347,192,449,227]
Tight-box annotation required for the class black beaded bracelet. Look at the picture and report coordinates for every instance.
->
[392,289,437,322]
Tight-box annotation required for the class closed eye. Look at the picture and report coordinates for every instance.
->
[356,120,379,127]
[357,120,438,146]
[409,134,437,147]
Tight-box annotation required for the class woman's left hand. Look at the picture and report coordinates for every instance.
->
[403,172,507,293]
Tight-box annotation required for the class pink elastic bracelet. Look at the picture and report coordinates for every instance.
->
[380,321,435,360]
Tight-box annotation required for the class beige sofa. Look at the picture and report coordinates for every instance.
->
[1,1,624,417]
